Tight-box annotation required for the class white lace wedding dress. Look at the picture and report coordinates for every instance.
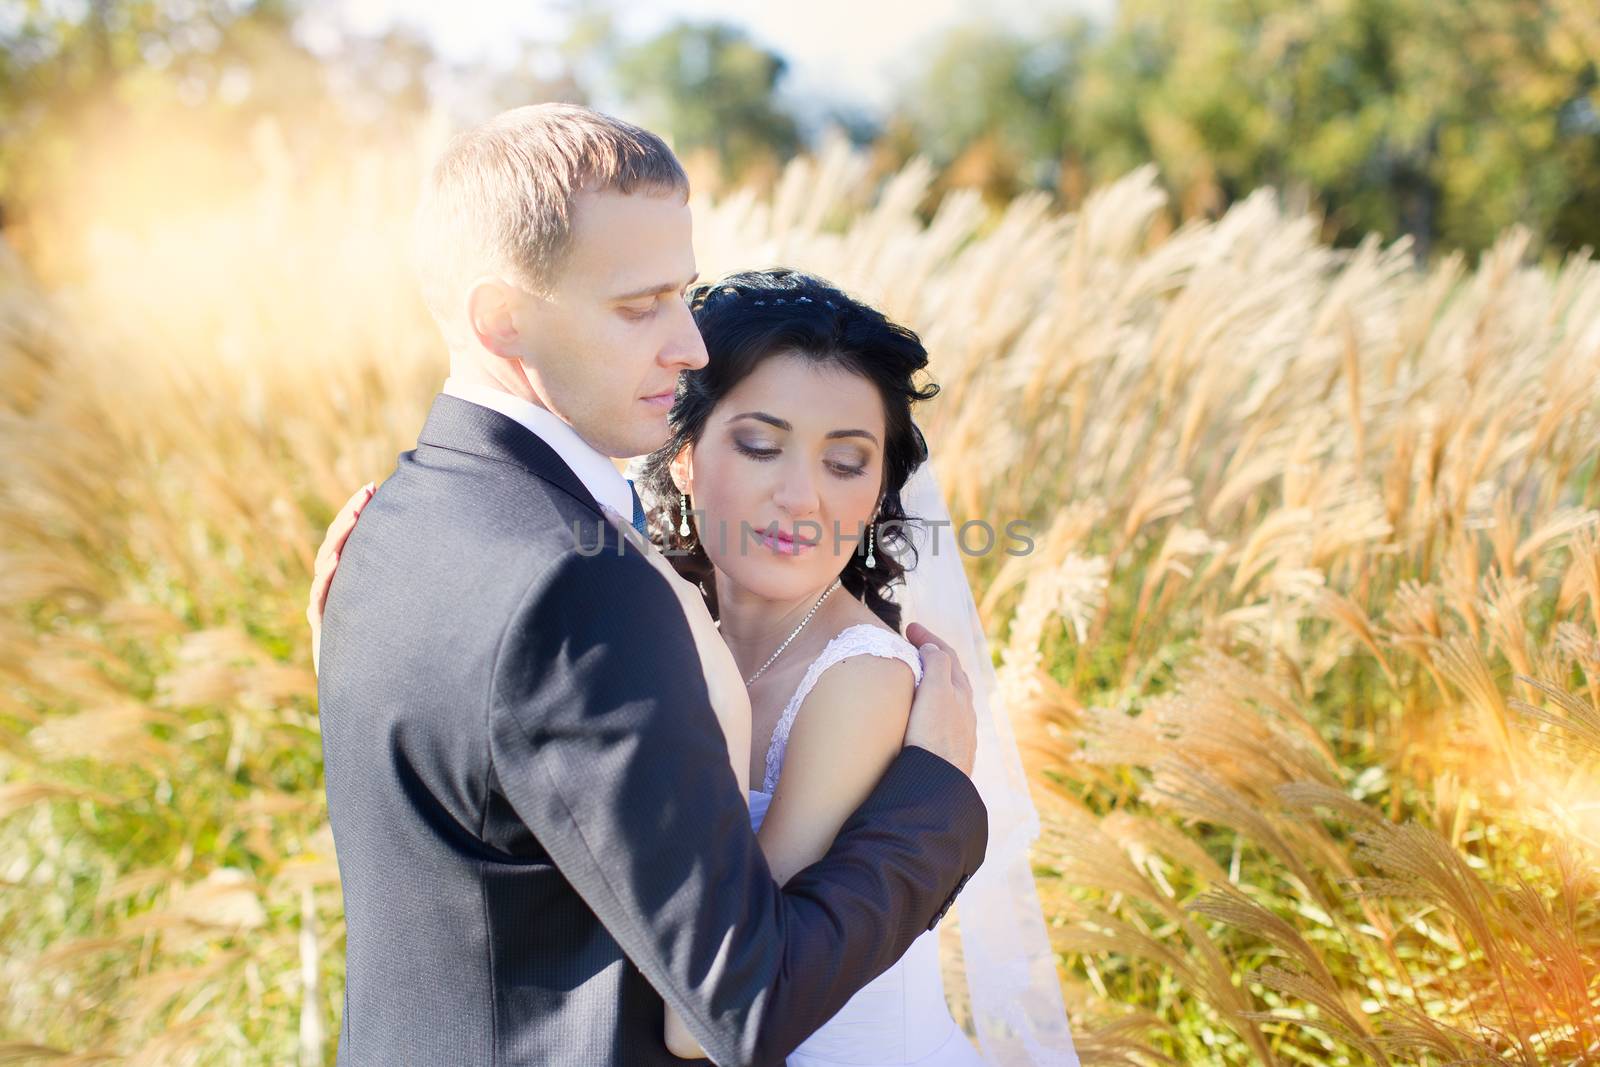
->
[748,623,985,1067]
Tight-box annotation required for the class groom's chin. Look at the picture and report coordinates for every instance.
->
[580,409,670,460]
[622,410,674,455]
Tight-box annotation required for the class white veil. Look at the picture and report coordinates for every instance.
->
[886,456,1080,1066]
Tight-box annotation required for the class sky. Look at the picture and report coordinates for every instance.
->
[310,0,1116,118]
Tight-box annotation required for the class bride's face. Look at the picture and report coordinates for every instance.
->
[675,352,886,602]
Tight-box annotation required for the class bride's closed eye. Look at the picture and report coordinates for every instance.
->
[828,458,868,478]
[731,440,778,460]
[732,440,868,478]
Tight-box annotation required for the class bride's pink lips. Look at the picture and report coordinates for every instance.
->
[757,529,817,557]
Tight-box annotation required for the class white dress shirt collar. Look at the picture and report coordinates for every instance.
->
[441,376,634,519]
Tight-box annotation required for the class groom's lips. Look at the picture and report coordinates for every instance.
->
[642,390,676,410]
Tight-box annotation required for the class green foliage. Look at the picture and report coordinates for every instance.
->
[6,0,1597,262]
[611,21,800,181]
[896,0,1600,258]
[897,20,1091,194]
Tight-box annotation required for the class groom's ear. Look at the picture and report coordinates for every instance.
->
[466,279,523,359]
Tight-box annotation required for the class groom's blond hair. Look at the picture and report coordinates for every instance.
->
[414,103,689,332]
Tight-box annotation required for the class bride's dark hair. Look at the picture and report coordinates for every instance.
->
[634,268,938,632]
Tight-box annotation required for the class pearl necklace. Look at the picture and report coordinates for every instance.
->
[744,577,842,686]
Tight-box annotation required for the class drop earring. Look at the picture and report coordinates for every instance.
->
[678,492,692,538]
[865,520,876,569]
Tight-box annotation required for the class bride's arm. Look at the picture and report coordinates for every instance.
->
[755,655,915,884]
[663,654,909,1060]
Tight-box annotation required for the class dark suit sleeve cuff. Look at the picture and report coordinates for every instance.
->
[875,745,989,876]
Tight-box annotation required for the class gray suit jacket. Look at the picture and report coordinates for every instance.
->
[317,394,987,1065]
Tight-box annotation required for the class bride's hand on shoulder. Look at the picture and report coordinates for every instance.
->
[307,481,376,675]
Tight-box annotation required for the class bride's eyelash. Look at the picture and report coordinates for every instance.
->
[732,441,778,461]
[733,441,866,478]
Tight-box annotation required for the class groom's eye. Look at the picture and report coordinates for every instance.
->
[619,300,657,320]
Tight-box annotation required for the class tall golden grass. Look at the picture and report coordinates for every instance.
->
[1,115,1597,1065]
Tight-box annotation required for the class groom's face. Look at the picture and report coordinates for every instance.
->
[515,188,707,458]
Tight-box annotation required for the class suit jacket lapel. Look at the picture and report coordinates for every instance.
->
[416,393,610,522]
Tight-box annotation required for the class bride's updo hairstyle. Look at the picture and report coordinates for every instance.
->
[634,268,938,632]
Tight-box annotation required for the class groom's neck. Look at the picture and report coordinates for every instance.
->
[447,356,548,411]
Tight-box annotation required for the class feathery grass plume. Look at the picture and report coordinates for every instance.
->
[1509,675,1600,759]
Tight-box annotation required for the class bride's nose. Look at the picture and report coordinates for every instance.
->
[771,459,820,518]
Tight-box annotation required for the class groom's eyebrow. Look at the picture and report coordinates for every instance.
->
[728,412,879,445]
[611,272,699,301]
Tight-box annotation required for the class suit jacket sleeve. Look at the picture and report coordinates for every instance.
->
[487,538,987,1066]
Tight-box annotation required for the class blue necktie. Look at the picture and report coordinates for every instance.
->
[627,479,648,537]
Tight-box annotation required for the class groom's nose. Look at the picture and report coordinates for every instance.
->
[660,301,708,371]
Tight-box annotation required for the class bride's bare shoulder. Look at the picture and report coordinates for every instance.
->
[793,648,916,739]
[807,618,918,705]
[790,604,918,711]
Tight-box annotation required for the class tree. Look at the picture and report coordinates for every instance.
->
[897,19,1093,203]
[611,21,800,183]
[894,0,1600,259]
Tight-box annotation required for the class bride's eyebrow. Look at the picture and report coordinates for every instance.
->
[727,411,878,445]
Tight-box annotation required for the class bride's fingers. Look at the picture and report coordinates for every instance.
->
[323,483,376,561]
[312,484,374,572]
[308,482,376,624]
[307,482,375,675]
